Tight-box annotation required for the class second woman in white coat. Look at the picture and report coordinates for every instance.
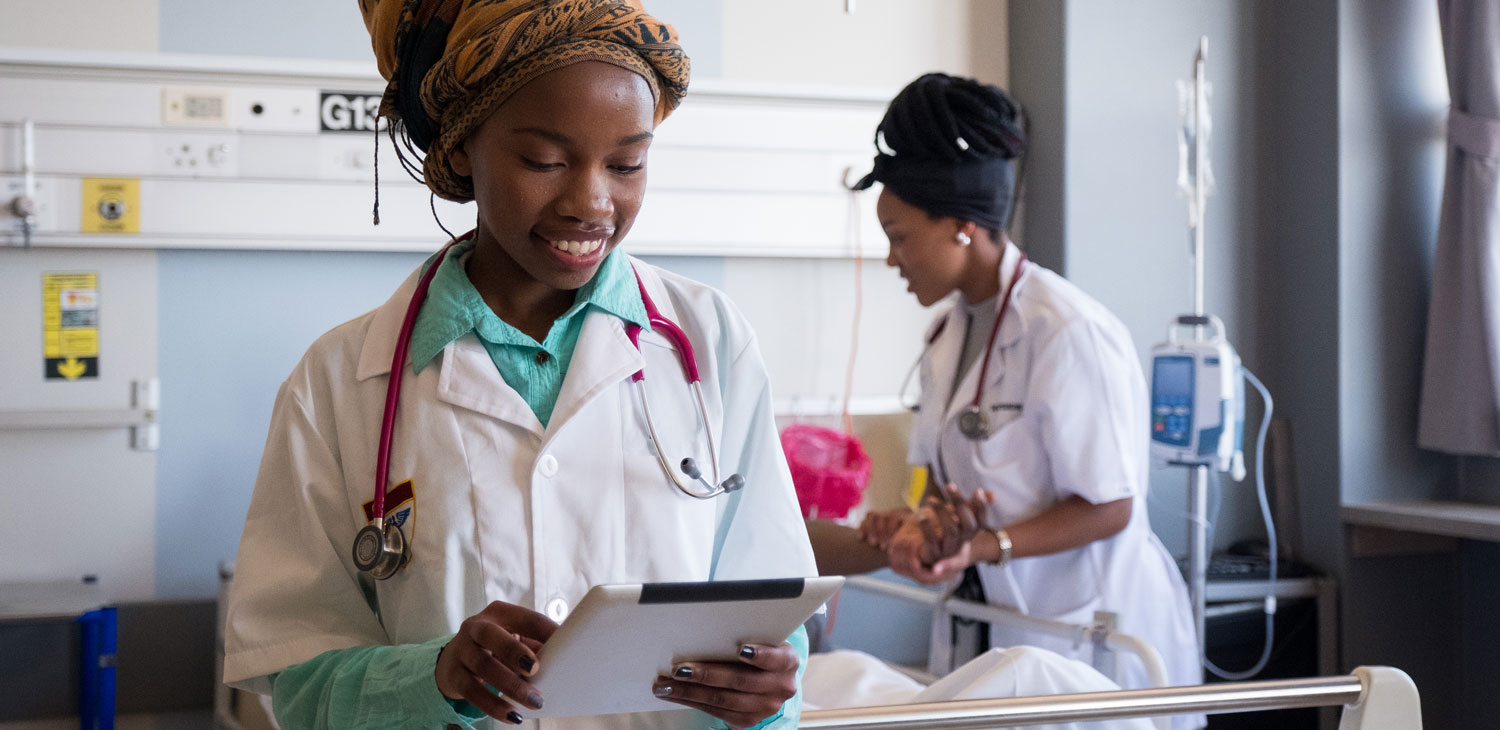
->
[853,73,1202,728]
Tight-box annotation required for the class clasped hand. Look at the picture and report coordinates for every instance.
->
[860,485,995,584]
[436,600,797,728]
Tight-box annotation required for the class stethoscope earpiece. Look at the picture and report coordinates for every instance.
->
[353,521,409,581]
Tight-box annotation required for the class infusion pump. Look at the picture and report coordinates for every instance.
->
[1150,314,1245,479]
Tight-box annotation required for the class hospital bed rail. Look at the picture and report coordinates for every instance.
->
[799,665,1419,730]
[842,575,1169,690]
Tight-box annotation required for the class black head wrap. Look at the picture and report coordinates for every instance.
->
[853,73,1027,232]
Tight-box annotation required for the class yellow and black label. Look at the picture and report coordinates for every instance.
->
[43,272,100,380]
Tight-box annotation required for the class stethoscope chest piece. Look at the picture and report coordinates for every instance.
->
[957,404,991,440]
[353,522,409,580]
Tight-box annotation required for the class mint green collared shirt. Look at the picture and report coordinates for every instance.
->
[406,238,649,427]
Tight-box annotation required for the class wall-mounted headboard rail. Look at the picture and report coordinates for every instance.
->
[0,47,890,257]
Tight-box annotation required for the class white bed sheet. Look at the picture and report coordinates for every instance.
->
[803,647,1157,730]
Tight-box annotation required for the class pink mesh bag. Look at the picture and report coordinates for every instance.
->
[780,423,872,519]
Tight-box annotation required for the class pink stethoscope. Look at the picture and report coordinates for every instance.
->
[353,232,744,580]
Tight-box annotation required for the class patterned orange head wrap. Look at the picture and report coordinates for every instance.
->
[361,0,690,202]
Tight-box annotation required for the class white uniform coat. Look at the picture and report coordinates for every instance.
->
[223,259,817,729]
[909,245,1200,721]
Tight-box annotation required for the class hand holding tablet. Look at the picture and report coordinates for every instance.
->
[529,577,844,719]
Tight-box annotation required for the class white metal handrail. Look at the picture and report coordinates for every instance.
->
[0,378,160,450]
[0,407,152,430]
[801,666,1421,730]
[843,575,1169,690]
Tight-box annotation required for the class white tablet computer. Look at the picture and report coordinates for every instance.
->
[529,576,843,718]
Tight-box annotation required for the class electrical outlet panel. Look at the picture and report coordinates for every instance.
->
[317,136,378,181]
[162,87,231,128]
[154,133,239,177]
[230,87,320,133]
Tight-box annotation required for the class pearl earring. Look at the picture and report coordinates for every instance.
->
[956,232,971,246]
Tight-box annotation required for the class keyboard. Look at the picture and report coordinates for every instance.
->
[1181,555,1315,581]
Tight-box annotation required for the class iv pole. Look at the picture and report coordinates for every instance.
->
[1182,37,1213,649]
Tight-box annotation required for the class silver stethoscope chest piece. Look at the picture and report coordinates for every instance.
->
[353,521,408,580]
[957,404,991,440]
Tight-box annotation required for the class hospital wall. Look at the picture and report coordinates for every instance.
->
[1013,0,1496,726]
[1010,0,1280,564]
[0,0,1007,720]
[0,0,998,598]
[10,0,1494,724]
[1332,1,1461,724]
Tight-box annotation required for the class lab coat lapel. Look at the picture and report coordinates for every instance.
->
[926,307,966,426]
[547,307,646,437]
[436,336,544,436]
[994,242,1029,351]
[353,260,542,434]
[355,266,421,382]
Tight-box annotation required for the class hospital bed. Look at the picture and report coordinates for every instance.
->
[828,577,1414,730]
[800,665,1419,729]
[212,569,1418,730]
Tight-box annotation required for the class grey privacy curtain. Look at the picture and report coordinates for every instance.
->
[1419,0,1500,455]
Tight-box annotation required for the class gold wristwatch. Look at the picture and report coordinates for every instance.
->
[989,528,1013,567]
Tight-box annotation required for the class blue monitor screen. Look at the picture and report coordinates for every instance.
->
[1153,356,1194,400]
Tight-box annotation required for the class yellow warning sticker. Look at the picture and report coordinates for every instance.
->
[81,178,140,234]
[43,272,100,380]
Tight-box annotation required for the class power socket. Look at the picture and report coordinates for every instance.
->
[154,133,238,177]
[162,87,231,128]
[230,87,320,133]
[317,136,378,181]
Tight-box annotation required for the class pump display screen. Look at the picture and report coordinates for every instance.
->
[1151,356,1195,447]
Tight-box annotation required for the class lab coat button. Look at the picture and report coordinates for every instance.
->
[546,597,569,621]
[538,454,559,478]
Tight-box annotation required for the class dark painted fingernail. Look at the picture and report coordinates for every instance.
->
[739,645,756,660]
[673,665,693,680]
[653,684,673,697]
[518,656,535,673]
[527,691,544,709]
[506,711,523,724]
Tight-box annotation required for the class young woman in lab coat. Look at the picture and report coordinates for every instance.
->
[223,2,816,729]
[852,74,1202,726]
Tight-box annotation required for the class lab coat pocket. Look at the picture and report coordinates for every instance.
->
[969,372,1040,507]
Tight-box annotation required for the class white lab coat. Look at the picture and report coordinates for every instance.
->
[223,258,817,730]
[909,244,1201,727]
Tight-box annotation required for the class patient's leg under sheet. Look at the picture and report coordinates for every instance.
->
[803,647,1157,730]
